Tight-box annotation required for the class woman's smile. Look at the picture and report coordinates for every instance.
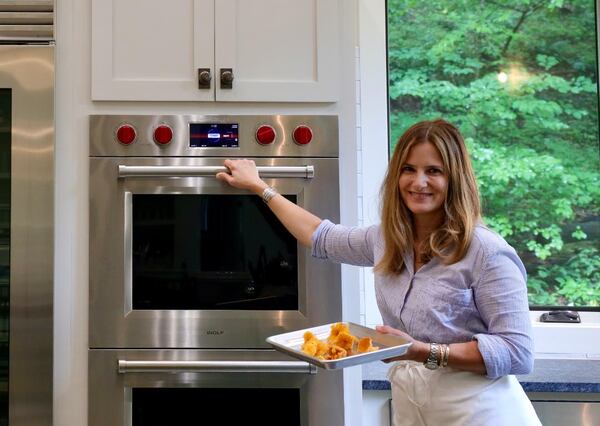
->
[408,191,433,199]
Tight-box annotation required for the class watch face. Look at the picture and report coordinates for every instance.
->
[424,360,439,370]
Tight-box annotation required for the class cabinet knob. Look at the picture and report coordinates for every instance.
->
[220,68,234,89]
[198,68,211,89]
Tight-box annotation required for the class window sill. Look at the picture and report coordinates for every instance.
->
[530,311,600,356]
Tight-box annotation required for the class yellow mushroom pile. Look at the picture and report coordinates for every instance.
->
[301,323,379,360]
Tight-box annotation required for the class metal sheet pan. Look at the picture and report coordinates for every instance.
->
[266,322,412,370]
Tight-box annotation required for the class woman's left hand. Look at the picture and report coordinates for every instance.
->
[376,325,428,363]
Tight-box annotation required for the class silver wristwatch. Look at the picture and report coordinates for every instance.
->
[423,343,440,370]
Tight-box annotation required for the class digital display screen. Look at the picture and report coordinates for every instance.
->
[190,123,239,148]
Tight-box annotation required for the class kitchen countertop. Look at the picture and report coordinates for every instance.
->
[362,358,600,393]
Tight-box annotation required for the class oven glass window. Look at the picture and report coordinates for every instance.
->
[132,388,300,425]
[132,195,298,310]
[0,89,10,426]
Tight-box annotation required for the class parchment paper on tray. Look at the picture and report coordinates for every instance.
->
[266,322,412,370]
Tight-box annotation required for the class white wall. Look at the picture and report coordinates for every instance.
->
[54,0,362,425]
[357,0,388,329]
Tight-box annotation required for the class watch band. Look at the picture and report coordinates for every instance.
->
[423,343,440,370]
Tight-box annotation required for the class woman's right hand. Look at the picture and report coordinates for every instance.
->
[216,159,268,194]
[375,325,428,364]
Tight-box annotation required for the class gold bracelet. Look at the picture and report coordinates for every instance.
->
[436,343,443,367]
[442,344,450,367]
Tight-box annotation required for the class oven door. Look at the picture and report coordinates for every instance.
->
[89,349,343,426]
[89,157,341,348]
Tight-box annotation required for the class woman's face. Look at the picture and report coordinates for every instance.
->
[398,141,449,222]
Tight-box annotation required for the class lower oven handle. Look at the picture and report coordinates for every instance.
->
[117,360,317,375]
[118,165,315,179]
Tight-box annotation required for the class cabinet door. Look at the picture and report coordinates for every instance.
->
[92,0,214,101]
[215,0,340,102]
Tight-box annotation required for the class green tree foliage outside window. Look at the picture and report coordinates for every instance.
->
[387,0,600,306]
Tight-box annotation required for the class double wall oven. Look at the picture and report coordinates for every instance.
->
[89,115,343,425]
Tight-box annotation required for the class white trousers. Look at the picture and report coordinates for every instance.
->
[387,361,542,426]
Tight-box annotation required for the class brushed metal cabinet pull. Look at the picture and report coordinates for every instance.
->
[198,68,211,89]
[220,68,234,89]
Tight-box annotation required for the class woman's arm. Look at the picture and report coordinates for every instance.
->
[471,248,534,378]
[376,326,487,374]
[442,341,486,374]
[216,159,322,247]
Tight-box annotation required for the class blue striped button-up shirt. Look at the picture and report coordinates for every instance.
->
[311,220,534,379]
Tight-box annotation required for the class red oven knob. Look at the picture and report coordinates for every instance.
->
[293,125,313,145]
[154,125,173,145]
[255,125,276,145]
[116,124,137,145]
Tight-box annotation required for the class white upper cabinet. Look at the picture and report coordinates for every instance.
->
[214,0,339,102]
[92,0,340,102]
[92,0,214,101]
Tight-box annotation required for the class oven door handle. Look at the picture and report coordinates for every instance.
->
[117,165,315,179]
[117,360,317,374]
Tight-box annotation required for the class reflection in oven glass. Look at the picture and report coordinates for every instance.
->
[132,195,298,310]
[132,388,300,425]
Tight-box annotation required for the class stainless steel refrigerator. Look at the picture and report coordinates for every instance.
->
[0,2,54,425]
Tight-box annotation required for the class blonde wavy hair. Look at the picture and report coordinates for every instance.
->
[374,119,481,275]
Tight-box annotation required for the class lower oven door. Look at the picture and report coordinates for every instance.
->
[89,157,341,349]
[89,349,343,426]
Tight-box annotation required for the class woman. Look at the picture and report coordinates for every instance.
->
[216,119,541,426]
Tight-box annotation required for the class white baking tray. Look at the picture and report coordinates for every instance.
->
[266,322,412,370]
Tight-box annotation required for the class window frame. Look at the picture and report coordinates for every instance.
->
[359,0,600,354]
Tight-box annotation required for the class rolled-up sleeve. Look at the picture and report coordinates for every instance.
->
[311,219,377,267]
[472,248,534,379]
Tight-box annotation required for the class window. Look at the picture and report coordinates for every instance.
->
[386,0,599,308]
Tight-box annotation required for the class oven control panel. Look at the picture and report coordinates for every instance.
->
[90,115,338,158]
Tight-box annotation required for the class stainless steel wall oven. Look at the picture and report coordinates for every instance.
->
[89,115,343,426]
